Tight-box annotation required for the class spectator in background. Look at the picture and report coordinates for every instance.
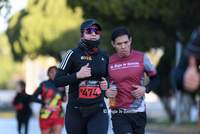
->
[13,80,32,134]
[31,66,67,134]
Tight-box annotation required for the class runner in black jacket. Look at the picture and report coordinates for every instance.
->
[171,26,200,92]
[13,80,32,134]
[54,19,109,134]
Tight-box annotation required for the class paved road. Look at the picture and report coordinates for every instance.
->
[0,117,166,134]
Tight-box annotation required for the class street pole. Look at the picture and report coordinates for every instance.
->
[175,41,182,125]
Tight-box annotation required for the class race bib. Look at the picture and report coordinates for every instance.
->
[79,80,101,99]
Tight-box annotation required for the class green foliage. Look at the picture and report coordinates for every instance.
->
[71,0,200,24]
[0,32,22,89]
[6,0,84,61]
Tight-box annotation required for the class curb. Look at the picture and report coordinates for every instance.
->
[146,124,199,134]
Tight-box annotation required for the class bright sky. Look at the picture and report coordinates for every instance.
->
[0,0,29,33]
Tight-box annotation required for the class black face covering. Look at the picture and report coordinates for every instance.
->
[78,39,100,55]
[83,39,100,49]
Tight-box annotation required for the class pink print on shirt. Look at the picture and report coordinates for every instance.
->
[110,62,140,71]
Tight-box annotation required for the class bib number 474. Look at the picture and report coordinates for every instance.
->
[79,87,101,98]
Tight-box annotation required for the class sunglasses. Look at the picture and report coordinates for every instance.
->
[84,28,101,35]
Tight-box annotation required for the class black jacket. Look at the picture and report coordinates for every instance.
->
[171,26,200,90]
[54,47,109,106]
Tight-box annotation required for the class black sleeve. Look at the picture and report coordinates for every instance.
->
[13,94,20,105]
[63,86,67,97]
[54,69,78,87]
[54,50,79,87]
[13,93,30,104]
[170,55,200,90]
[102,52,110,98]
[105,52,110,84]
[145,73,160,93]
[170,55,189,90]
[30,84,45,105]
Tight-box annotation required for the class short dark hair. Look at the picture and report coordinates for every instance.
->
[47,66,57,76]
[18,80,26,88]
[111,27,131,42]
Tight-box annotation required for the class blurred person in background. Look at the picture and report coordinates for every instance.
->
[107,27,160,134]
[31,66,67,134]
[171,26,200,92]
[54,19,109,134]
[13,80,32,134]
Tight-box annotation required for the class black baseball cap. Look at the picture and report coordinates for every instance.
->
[80,19,102,32]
